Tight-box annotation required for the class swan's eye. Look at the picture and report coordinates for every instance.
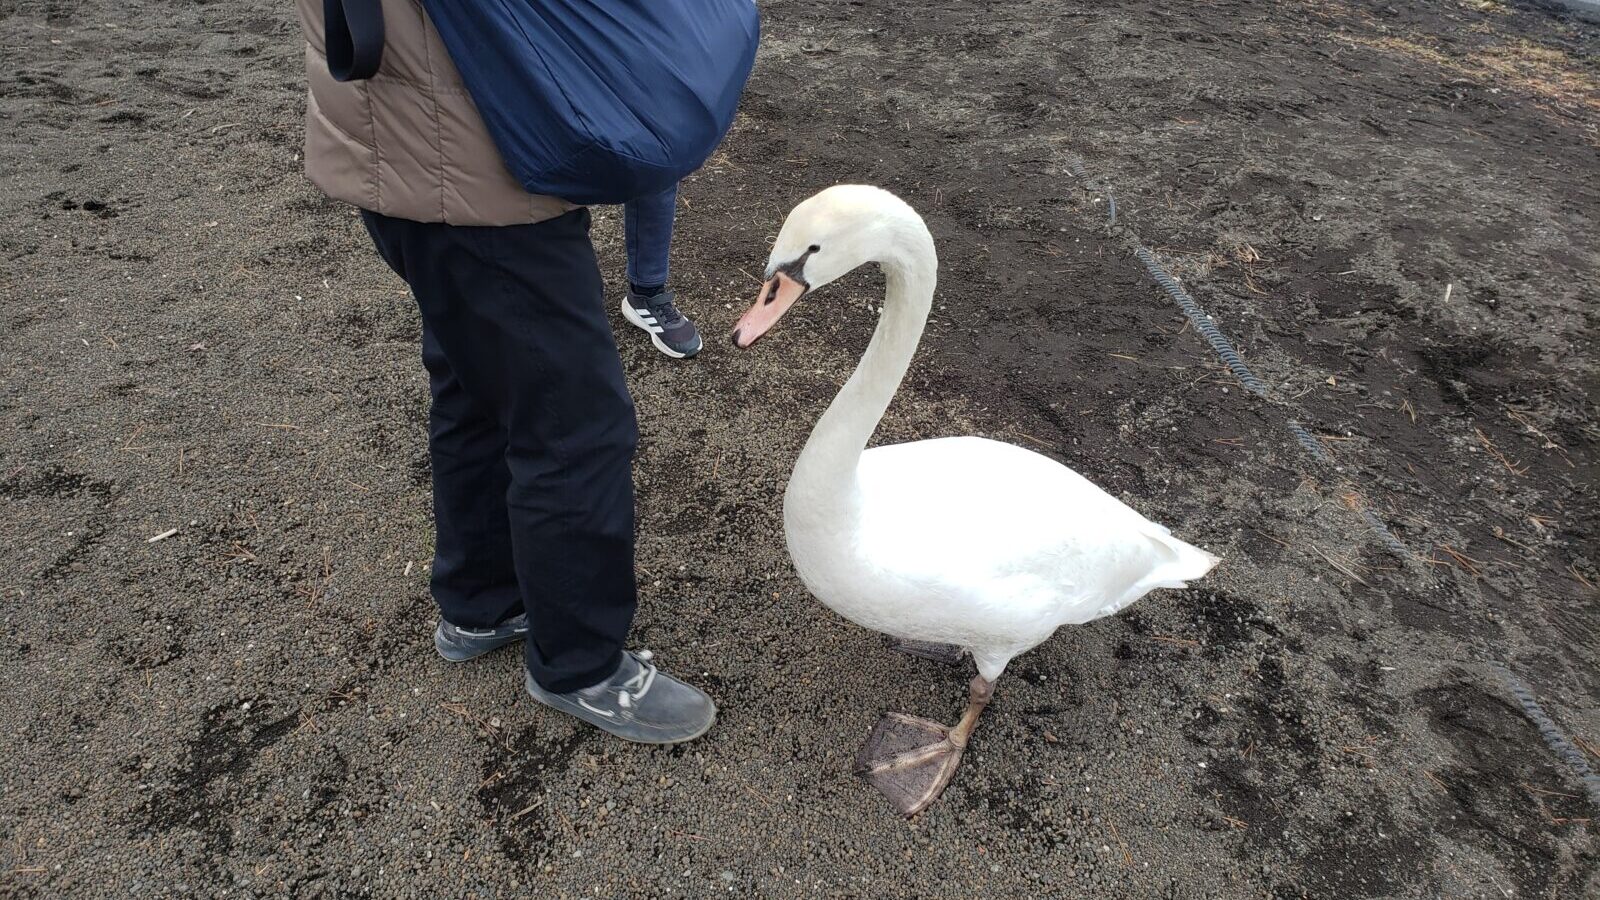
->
[808,244,821,253]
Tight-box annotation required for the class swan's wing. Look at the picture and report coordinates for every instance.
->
[856,436,1215,622]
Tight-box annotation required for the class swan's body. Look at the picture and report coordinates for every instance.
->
[735,185,1217,815]
[789,435,1216,681]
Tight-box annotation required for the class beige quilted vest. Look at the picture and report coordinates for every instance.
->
[297,0,575,225]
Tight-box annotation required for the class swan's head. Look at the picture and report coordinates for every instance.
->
[733,185,930,349]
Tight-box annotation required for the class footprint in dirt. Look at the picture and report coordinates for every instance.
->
[43,191,120,220]
[478,726,595,862]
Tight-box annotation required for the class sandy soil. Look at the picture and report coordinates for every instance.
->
[2,0,1597,897]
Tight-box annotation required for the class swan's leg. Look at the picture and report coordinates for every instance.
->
[854,675,994,816]
[888,638,966,666]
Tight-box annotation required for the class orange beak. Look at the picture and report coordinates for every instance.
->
[732,272,806,349]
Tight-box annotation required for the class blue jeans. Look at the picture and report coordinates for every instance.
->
[624,183,676,290]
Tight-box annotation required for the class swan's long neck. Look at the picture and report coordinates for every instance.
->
[789,233,936,519]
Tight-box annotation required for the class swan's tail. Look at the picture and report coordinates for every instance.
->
[1141,530,1221,592]
[1088,528,1222,621]
[1090,529,1220,621]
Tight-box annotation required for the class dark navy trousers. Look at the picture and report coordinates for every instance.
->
[362,209,637,693]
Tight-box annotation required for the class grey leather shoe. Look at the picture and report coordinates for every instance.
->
[524,650,716,744]
[434,613,529,662]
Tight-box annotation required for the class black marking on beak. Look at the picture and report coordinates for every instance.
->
[766,245,819,303]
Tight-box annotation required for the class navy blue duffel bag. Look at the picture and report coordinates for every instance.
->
[420,0,760,205]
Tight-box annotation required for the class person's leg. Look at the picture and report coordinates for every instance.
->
[363,212,522,640]
[359,209,713,742]
[620,184,702,359]
[624,184,676,295]
[364,209,638,692]
[419,325,523,626]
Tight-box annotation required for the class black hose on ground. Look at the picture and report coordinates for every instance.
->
[1492,663,1600,807]
[1132,246,1268,397]
[1066,153,1401,549]
[1286,422,1333,463]
[1359,508,1412,558]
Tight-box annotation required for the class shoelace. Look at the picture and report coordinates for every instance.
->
[645,296,686,329]
[616,650,658,710]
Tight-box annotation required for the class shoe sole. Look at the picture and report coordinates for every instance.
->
[620,298,701,360]
[524,670,717,745]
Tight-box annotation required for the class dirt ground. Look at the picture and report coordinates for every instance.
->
[2,0,1598,897]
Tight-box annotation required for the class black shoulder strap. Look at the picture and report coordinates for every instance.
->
[325,0,385,82]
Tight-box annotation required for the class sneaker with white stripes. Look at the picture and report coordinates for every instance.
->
[621,289,703,359]
[524,650,716,744]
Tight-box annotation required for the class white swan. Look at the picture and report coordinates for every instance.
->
[733,185,1219,816]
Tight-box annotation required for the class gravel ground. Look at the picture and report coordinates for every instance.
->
[2,1,1597,897]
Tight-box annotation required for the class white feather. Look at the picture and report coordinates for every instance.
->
[788,436,1217,680]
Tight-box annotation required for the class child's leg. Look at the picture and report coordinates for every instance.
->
[624,183,677,296]
[620,182,701,358]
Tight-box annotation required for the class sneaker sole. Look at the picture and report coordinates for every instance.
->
[620,299,701,360]
[524,670,717,745]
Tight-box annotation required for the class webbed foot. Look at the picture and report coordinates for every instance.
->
[853,675,994,816]
[855,713,964,816]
